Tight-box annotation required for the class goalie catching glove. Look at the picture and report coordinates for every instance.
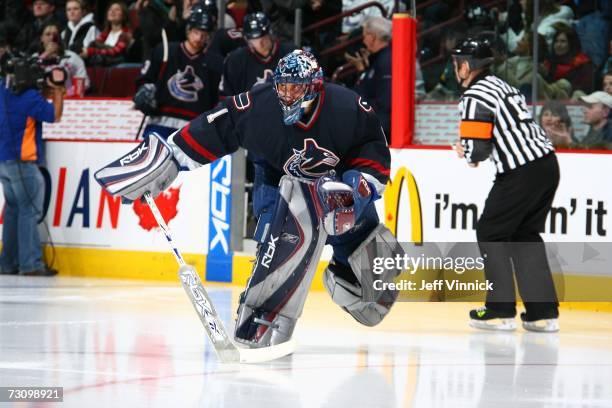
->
[94,132,179,203]
[315,170,378,236]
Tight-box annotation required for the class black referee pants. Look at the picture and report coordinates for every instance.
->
[476,153,560,320]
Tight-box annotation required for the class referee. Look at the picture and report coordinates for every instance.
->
[451,38,560,332]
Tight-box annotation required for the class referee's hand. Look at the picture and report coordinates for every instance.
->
[453,141,479,167]
[453,141,465,158]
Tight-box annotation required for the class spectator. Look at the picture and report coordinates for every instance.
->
[575,0,609,69]
[501,0,573,54]
[497,0,524,53]
[528,0,574,52]
[341,0,393,35]
[578,91,612,148]
[81,1,133,65]
[494,30,571,100]
[495,30,544,86]
[0,35,65,277]
[35,22,90,97]
[539,100,573,147]
[346,16,391,140]
[543,23,595,96]
[603,70,612,95]
[62,0,99,55]
[15,0,60,54]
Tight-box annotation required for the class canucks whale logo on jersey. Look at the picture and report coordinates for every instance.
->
[167,65,204,102]
[283,138,339,179]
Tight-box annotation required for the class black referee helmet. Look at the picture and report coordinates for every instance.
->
[451,37,494,70]
[243,12,270,40]
[187,3,216,32]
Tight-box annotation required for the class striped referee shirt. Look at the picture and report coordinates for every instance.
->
[459,74,554,173]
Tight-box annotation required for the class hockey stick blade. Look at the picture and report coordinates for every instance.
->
[143,193,295,363]
[180,264,295,363]
[179,263,295,363]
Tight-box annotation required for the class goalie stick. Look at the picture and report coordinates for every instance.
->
[143,192,296,363]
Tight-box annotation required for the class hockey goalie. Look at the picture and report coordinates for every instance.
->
[95,50,405,350]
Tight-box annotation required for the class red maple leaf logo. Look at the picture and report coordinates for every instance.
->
[132,187,181,231]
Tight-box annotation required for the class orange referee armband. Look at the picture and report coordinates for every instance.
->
[460,120,493,140]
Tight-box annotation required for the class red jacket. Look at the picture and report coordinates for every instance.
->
[87,27,132,58]
[544,52,595,94]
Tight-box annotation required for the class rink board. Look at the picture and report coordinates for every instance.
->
[0,140,210,279]
[1,141,611,301]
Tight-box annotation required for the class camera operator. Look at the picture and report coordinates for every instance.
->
[0,35,65,277]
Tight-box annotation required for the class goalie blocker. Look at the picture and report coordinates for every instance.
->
[235,176,405,348]
[93,132,179,203]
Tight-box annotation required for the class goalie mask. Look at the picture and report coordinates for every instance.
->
[273,50,323,125]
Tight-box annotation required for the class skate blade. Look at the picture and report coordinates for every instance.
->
[522,319,559,333]
[469,318,517,331]
[235,338,297,364]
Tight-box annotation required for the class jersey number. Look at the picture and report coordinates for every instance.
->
[508,94,532,121]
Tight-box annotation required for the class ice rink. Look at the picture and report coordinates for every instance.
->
[1,275,611,407]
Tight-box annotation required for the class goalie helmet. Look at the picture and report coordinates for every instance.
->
[273,50,323,125]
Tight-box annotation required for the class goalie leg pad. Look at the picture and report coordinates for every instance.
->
[323,224,405,327]
[235,176,327,348]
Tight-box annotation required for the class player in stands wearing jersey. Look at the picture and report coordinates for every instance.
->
[133,4,222,140]
[96,50,404,349]
[219,12,296,97]
[209,25,245,58]
[219,12,296,243]
[193,0,246,59]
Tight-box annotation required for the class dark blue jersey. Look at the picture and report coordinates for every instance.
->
[354,45,391,138]
[173,83,390,187]
[208,28,245,59]
[136,42,223,121]
[219,40,297,96]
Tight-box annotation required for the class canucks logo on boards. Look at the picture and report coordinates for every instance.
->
[167,65,204,102]
[283,138,339,179]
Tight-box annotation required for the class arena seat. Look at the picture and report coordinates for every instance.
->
[86,65,142,97]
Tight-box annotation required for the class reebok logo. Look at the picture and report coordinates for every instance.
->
[261,235,278,268]
[120,145,148,166]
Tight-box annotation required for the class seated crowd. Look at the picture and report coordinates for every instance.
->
[419,0,611,148]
